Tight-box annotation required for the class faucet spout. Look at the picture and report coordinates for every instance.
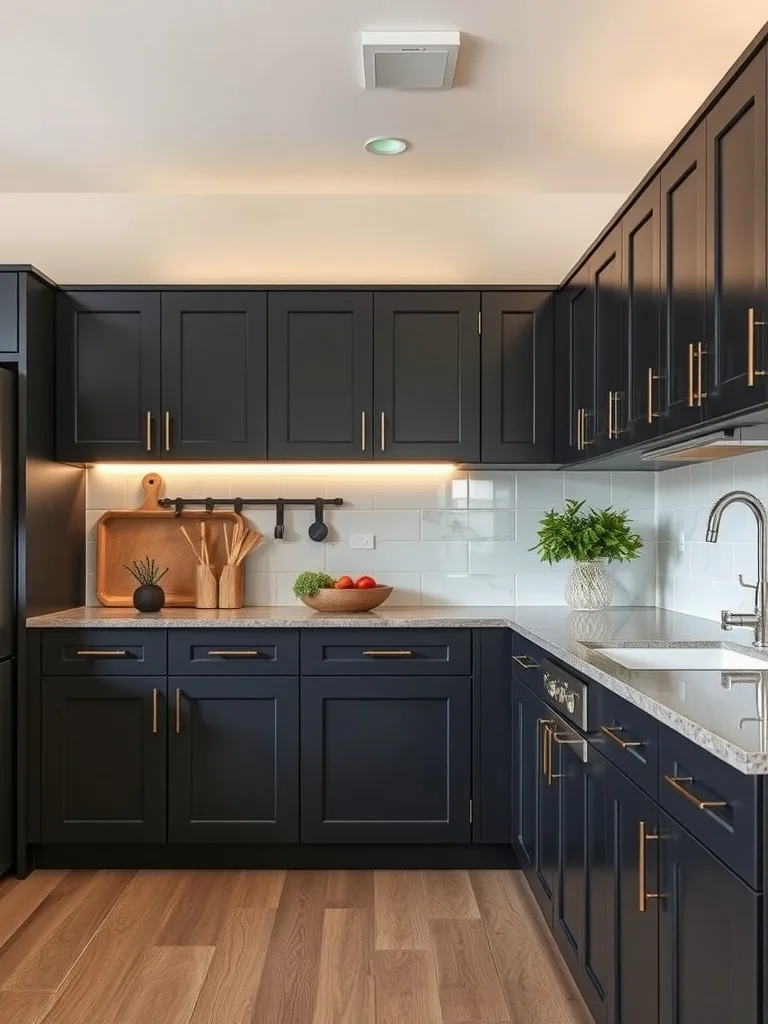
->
[706,490,768,647]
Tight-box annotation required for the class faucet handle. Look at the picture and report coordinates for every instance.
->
[738,574,759,612]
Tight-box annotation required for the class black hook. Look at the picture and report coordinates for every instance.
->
[274,499,285,539]
[308,497,329,542]
[205,497,215,513]
[234,498,244,516]
[174,498,184,517]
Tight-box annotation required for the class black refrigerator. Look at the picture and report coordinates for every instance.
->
[0,368,16,876]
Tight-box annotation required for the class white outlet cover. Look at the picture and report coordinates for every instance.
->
[350,534,375,550]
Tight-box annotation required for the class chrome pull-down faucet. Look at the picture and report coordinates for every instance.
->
[706,490,768,648]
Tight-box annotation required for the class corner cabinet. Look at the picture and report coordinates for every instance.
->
[481,291,554,463]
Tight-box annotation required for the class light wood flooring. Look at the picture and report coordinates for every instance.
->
[0,867,592,1024]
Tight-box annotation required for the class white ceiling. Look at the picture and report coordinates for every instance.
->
[0,1,765,282]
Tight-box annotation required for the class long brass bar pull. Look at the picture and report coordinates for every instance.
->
[380,412,386,452]
[361,411,366,452]
[537,718,553,778]
[145,411,152,452]
[512,655,538,670]
[600,724,642,750]
[207,650,260,657]
[664,775,726,810]
[638,820,661,912]
[175,689,181,734]
[363,650,413,657]
[76,650,127,657]
[152,689,159,735]
[688,343,695,407]
[582,410,592,447]
[697,343,706,405]
[747,308,768,386]
[164,411,171,452]
[647,368,661,423]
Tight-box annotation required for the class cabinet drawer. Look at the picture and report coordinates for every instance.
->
[511,633,545,683]
[659,725,760,888]
[300,630,471,675]
[168,630,299,675]
[41,630,167,676]
[594,687,658,799]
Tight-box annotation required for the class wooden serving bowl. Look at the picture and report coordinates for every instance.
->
[300,585,393,613]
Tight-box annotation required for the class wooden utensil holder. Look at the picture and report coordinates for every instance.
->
[195,566,218,609]
[218,565,244,609]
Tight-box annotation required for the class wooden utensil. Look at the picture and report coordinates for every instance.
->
[195,566,218,609]
[217,520,263,609]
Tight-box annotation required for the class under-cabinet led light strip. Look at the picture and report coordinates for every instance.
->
[90,463,458,476]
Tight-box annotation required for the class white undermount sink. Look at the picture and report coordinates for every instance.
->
[596,646,768,671]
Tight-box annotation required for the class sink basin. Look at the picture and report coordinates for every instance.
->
[596,646,768,671]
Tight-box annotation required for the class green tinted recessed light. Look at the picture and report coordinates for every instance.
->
[364,137,408,156]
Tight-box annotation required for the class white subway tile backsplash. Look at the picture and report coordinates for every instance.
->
[326,509,421,542]
[326,540,468,574]
[243,572,277,606]
[467,472,516,509]
[610,473,656,510]
[87,470,126,511]
[421,510,515,542]
[515,568,571,605]
[563,472,612,508]
[372,472,468,510]
[516,471,562,510]
[420,573,517,606]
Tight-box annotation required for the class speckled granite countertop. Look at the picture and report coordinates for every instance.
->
[26,604,768,774]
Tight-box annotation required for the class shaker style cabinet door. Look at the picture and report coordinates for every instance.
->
[480,291,554,463]
[373,292,480,461]
[168,678,299,843]
[558,267,595,461]
[0,274,18,353]
[660,125,707,434]
[267,292,373,460]
[161,291,267,460]
[592,226,624,453]
[40,676,167,843]
[56,291,161,462]
[705,48,768,418]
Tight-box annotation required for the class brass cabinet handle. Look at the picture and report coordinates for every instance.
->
[581,410,592,447]
[512,654,538,670]
[638,820,661,911]
[361,410,366,452]
[363,649,413,657]
[75,650,127,657]
[207,650,261,657]
[175,688,181,734]
[688,343,695,407]
[145,411,152,452]
[601,724,643,750]
[380,411,386,452]
[537,718,553,779]
[747,308,768,386]
[697,342,706,405]
[152,688,159,735]
[608,392,622,439]
[664,774,726,810]
[164,411,171,452]
[647,368,661,423]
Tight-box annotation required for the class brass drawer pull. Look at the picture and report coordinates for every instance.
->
[688,343,695,407]
[380,411,386,452]
[152,688,159,735]
[664,774,726,810]
[207,650,261,657]
[361,410,367,452]
[175,688,182,734]
[165,411,171,452]
[363,650,413,657]
[601,724,643,750]
[697,342,706,405]
[647,368,661,423]
[145,411,152,452]
[638,820,661,911]
[537,718,553,779]
[747,308,768,386]
[76,650,127,657]
[512,655,538,670]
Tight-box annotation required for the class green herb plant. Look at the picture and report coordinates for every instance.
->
[531,499,643,565]
[292,570,337,598]
[124,556,169,587]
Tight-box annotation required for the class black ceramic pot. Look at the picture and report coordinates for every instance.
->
[133,585,165,613]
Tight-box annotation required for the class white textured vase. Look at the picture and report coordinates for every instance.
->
[564,560,613,611]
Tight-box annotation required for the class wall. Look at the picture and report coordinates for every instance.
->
[86,466,657,608]
[656,450,768,620]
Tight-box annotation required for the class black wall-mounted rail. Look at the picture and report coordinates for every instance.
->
[156,496,344,540]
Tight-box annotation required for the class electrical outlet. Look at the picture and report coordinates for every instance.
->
[678,531,686,553]
[350,534,375,550]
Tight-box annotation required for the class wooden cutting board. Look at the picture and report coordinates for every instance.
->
[96,472,243,607]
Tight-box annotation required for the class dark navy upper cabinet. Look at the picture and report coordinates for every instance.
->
[267,292,373,460]
[557,266,595,462]
[0,274,18,353]
[168,677,299,843]
[660,125,708,435]
[658,809,760,1024]
[373,292,480,462]
[480,291,554,463]
[705,48,768,419]
[161,292,267,460]
[606,762,660,1024]
[56,291,162,462]
[622,179,663,445]
[301,675,472,843]
[592,226,624,455]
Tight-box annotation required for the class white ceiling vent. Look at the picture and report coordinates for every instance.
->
[362,31,461,90]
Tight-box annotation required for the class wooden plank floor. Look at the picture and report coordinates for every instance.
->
[0,868,592,1024]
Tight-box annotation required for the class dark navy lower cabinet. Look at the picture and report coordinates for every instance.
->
[168,677,299,843]
[511,677,558,925]
[40,676,167,843]
[300,675,472,843]
[606,762,660,1024]
[658,809,760,1024]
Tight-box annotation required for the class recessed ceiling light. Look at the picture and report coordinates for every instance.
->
[364,137,408,156]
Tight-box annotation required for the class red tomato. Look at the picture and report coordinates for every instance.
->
[355,575,377,589]
[335,576,354,590]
